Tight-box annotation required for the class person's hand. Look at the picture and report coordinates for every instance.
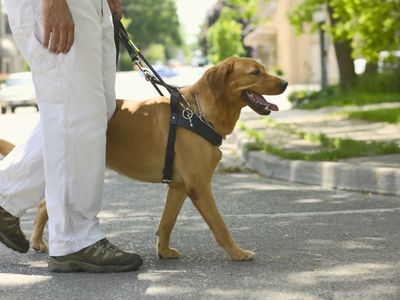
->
[108,0,122,20]
[41,0,75,54]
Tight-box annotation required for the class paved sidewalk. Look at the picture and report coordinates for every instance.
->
[231,104,400,196]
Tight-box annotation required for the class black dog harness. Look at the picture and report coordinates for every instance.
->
[113,17,222,183]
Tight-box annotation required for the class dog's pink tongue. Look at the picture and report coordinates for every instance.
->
[266,101,279,111]
[255,93,279,111]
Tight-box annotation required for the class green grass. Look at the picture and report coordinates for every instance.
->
[241,120,400,161]
[298,91,400,109]
[342,108,400,124]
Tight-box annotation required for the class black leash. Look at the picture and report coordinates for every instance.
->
[113,16,222,184]
[113,16,179,97]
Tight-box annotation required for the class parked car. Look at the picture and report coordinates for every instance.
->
[0,72,37,114]
[139,61,178,78]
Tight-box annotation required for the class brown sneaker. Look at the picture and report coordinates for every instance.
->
[0,205,29,253]
[49,238,143,273]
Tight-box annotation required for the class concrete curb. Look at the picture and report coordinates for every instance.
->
[232,130,400,196]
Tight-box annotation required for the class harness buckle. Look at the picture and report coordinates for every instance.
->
[182,108,194,127]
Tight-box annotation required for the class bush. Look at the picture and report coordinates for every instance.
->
[118,52,134,71]
[290,67,400,109]
[288,90,316,106]
[356,67,400,93]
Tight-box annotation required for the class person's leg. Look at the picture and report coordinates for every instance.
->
[49,0,142,272]
[0,0,47,253]
[3,0,109,255]
[28,0,109,256]
[2,0,142,271]
[0,124,43,253]
[0,121,45,217]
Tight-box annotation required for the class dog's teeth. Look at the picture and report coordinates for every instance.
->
[246,91,258,102]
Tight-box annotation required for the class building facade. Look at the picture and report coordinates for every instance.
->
[244,0,339,85]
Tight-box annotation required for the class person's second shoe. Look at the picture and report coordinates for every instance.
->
[49,238,143,273]
[0,205,30,253]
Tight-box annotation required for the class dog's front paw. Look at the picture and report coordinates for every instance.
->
[32,239,48,253]
[230,249,255,261]
[158,247,181,259]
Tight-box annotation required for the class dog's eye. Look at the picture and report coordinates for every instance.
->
[250,69,261,76]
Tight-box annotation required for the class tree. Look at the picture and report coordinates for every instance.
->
[207,10,245,63]
[121,0,182,51]
[290,0,356,89]
[205,0,258,63]
[291,0,400,62]
[290,0,400,88]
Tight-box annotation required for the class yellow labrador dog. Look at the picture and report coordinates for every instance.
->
[0,57,287,261]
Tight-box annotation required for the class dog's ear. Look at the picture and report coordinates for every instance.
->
[205,58,235,92]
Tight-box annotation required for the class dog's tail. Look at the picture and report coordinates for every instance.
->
[0,139,15,158]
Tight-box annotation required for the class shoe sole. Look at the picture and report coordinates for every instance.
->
[0,230,29,253]
[49,257,143,273]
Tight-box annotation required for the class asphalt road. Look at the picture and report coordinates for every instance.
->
[0,169,399,300]
[0,71,399,299]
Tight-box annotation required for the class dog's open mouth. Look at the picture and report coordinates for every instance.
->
[241,91,279,115]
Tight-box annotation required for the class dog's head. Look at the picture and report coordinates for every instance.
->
[204,57,288,115]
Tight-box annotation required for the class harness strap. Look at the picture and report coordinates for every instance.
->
[162,91,181,183]
[176,115,222,146]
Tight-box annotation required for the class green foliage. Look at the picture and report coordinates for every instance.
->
[290,0,400,62]
[207,9,245,63]
[118,52,134,71]
[343,108,400,124]
[225,0,258,21]
[205,0,258,63]
[145,43,166,63]
[121,0,182,50]
[291,67,400,108]
[295,90,400,109]
[356,67,400,94]
[22,61,30,72]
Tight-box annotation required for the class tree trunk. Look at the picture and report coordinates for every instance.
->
[327,5,357,89]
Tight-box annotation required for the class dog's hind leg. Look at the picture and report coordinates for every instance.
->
[31,199,48,253]
[157,183,187,259]
[0,139,15,157]
[188,184,255,261]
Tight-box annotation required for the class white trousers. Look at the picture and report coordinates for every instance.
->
[0,0,116,256]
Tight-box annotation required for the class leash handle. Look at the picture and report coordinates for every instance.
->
[112,14,180,97]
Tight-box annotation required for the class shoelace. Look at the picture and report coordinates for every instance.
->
[101,240,120,254]
[4,215,17,227]
[84,239,124,258]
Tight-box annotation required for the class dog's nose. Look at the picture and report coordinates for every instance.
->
[280,80,288,92]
